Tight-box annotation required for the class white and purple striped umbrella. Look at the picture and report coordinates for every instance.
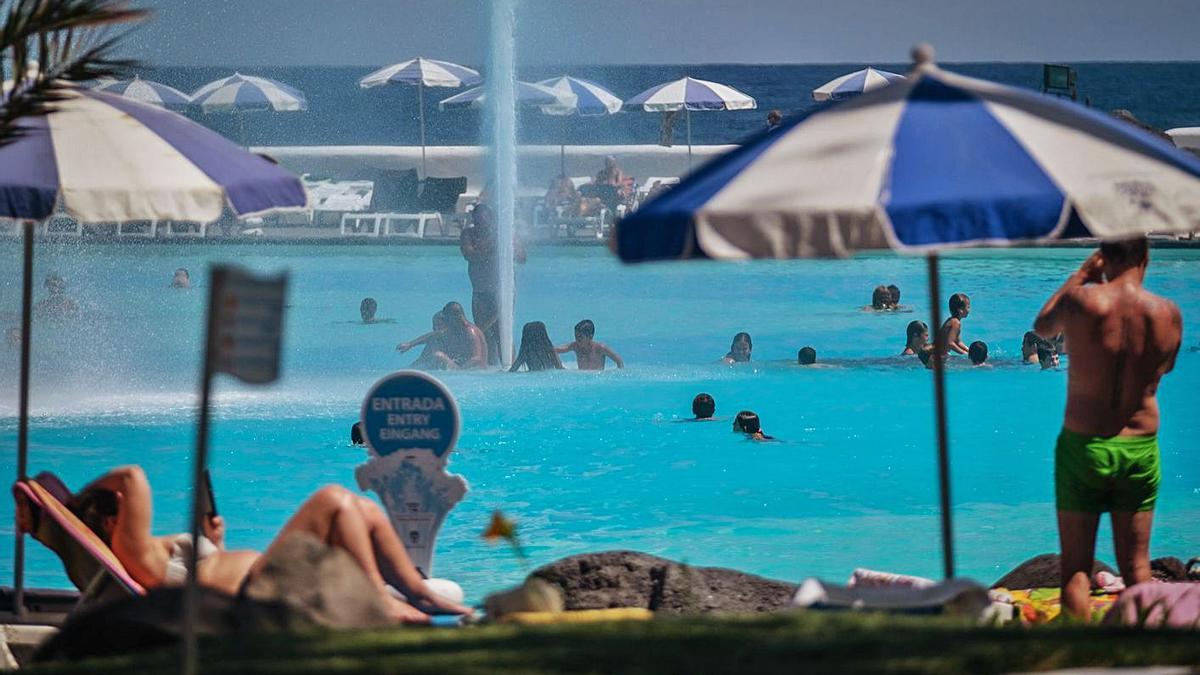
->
[190,72,307,113]
[624,77,756,112]
[0,87,307,222]
[359,57,482,89]
[625,77,756,167]
[812,67,905,102]
[92,75,191,110]
[535,76,622,116]
[439,80,575,111]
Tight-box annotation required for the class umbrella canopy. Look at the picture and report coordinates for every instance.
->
[812,67,905,102]
[190,72,307,112]
[615,47,1200,580]
[535,76,623,173]
[625,76,756,112]
[359,57,482,89]
[624,76,756,168]
[0,87,307,222]
[618,58,1200,262]
[439,80,575,111]
[359,57,481,177]
[92,75,191,110]
[535,75,623,116]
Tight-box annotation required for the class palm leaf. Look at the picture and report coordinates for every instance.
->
[1,0,148,147]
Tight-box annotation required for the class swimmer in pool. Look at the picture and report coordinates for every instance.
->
[733,410,773,441]
[692,393,716,420]
[797,346,817,365]
[968,340,989,366]
[938,293,971,355]
[398,311,452,370]
[511,321,564,372]
[556,319,623,370]
[902,320,929,355]
[171,268,191,289]
[722,332,752,364]
[35,274,78,318]
[1021,331,1042,364]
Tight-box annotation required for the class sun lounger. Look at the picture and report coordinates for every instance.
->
[791,577,990,618]
[13,476,145,604]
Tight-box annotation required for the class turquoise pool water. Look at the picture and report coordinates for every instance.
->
[1,242,1197,601]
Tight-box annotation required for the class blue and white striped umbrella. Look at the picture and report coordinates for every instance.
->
[439,80,575,111]
[359,57,482,89]
[92,75,191,110]
[535,76,622,116]
[812,67,905,102]
[618,56,1200,262]
[0,87,306,222]
[625,77,756,167]
[190,72,307,112]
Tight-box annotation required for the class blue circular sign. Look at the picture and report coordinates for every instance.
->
[360,371,460,458]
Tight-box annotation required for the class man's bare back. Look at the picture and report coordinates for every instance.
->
[1036,250,1181,437]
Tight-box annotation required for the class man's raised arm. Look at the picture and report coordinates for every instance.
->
[1035,251,1103,338]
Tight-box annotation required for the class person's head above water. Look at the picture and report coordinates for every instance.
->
[350,422,364,446]
[968,340,989,365]
[172,268,190,288]
[575,319,595,343]
[360,297,378,323]
[1038,344,1059,369]
[692,393,715,419]
[44,274,65,295]
[888,285,901,305]
[766,109,782,127]
[728,332,752,362]
[733,410,761,434]
[949,293,971,318]
[797,346,817,365]
[512,321,562,371]
[871,285,893,309]
[906,320,929,346]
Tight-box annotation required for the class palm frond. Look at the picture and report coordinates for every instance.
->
[1,0,148,147]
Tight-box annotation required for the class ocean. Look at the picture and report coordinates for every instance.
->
[144,62,1200,148]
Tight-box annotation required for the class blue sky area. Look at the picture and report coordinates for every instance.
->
[121,0,1200,66]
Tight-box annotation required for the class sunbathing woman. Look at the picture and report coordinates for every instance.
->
[21,466,473,623]
[510,321,564,372]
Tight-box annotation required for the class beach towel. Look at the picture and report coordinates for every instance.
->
[496,607,654,625]
[847,568,936,589]
[13,477,145,597]
[994,587,1118,624]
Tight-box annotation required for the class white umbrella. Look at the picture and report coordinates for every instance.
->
[812,66,905,102]
[625,76,756,169]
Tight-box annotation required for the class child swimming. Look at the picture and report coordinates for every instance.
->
[557,319,624,370]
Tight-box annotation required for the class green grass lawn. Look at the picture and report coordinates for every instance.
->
[28,612,1200,675]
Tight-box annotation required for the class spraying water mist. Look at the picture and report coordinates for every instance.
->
[488,0,517,368]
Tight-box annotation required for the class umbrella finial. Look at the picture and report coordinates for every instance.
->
[911,43,936,70]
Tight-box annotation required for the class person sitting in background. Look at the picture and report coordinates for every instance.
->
[556,319,624,370]
[968,340,989,366]
[733,410,773,441]
[397,311,450,370]
[1021,331,1043,364]
[723,332,753,364]
[510,321,564,372]
[1038,343,1060,370]
[903,320,929,355]
[171,268,191,289]
[939,293,971,354]
[888,284,901,307]
[870,285,895,310]
[692,393,716,420]
[544,174,582,217]
[585,155,634,212]
[797,346,817,365]
[20,466,473,623]
[360,297,379,324]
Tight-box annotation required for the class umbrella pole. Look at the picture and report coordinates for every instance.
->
[418,83,427,179]
[926,253,955,579]
[685,108,693,171]
[561,117,567,176]
[13,219,34,622]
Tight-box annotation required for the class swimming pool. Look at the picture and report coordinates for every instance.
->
[1,242,1197,601]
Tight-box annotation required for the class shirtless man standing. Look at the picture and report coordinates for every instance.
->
[938,293,971,355]
[1034,238,1182,620]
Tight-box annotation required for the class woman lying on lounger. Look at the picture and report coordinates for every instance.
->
[30,466,473,623]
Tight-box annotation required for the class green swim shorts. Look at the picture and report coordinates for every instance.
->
[1055,428,1160,513]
